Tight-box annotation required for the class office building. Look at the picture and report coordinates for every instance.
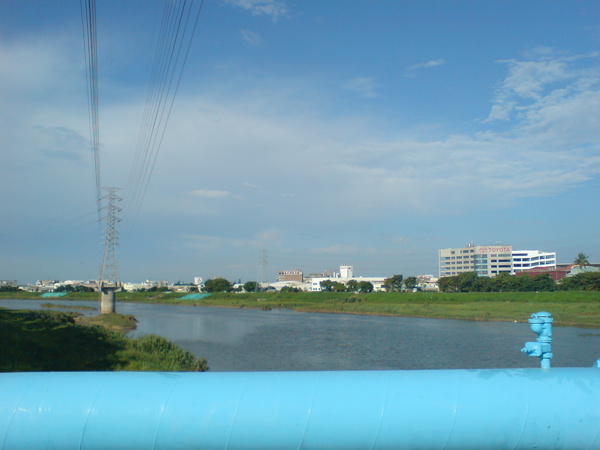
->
[439,244,556,278]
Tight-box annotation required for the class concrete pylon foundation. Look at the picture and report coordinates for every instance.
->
[98,282,120,314]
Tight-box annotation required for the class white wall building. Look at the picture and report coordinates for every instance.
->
[309,265,386,292]
[339,265,353,278]
[512,250,556,273]
[439,244,556,278]
[310,276,387,292]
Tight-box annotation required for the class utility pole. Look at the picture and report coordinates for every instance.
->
[98,187,122,313]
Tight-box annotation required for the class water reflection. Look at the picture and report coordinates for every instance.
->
[2,299,599,372]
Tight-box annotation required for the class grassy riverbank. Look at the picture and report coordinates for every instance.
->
[2,291,599,327]
[0,308,208,372]
[76,312,138,331]
[195,291,600,328]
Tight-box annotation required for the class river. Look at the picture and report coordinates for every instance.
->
[2,299,599,371]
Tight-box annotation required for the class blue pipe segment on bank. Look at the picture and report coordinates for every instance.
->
[1,368,599,449]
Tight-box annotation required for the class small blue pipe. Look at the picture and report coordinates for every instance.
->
[1,368,599,449]
[521,311,554,368]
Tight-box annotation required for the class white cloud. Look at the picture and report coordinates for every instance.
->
[182,234,252,252]
[240,29,261,46]
[183,229,281,251]
[342,77,378,98]
[223,0,289,20]
[312,244,361,255]
[485,49,599,123]
[3,34,599,266]
[190,189,231,199]
[129,48,599,222]
[407,59,445,71]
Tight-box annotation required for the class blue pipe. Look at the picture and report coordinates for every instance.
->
[521,311,554,368]
[1,368,599,449]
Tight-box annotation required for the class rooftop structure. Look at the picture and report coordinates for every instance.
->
[277,269,303,283]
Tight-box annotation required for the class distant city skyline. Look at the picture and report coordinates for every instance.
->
[1,1,599,285]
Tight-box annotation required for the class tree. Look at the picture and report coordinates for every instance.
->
[530,274,555,292]
[404,276,418,291]
[54,284,93,293]
[580,272,600,290]
[490,272,518,292]
[345,279,358,292]
[320,280,346,292]
[280,286,300,293]
[437,276,458,292]
[243,281,258,292]
[332,282,347,292]
[383,274,403,292]
[457,272,480,292]
[559,272,600,291]
[0,286,18,292]
[320,280,333,292]
[357,281,374,293]
[204,278,233,292]
[573,252,590,268]
[513,275,534,292]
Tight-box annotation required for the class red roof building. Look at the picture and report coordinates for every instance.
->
[516,266,572,281]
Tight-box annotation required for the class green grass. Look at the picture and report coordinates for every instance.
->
[182,291,600,327]
[76,313,138,330]
[0,308,208,372]
[41,302,97,311]
[2,290,599,327]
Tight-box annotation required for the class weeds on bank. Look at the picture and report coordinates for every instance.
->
[0,308,208,372]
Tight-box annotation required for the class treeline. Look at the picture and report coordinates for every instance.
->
[320,279,374,293]
[54,285,95,293]
[0,286,19,293]
[438,272,600,293]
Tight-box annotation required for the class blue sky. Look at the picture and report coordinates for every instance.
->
[1,0,599,284]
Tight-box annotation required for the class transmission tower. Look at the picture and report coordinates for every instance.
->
[98,188,122,313]
[257,247,268,291]
[99,187,122,283]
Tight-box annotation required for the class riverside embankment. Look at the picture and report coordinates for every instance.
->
[3,291,598,328]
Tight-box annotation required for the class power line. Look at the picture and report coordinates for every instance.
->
[79,0,102,222]
[74,1,205,284]
[124,0,205,230]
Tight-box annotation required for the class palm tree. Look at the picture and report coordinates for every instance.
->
[573,252,590,268]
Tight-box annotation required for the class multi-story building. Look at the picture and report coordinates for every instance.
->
[439,244,556,278]
[308,265,385,292]
[512,250,556,273]
[339,265,353,278]
[277,269,303,283]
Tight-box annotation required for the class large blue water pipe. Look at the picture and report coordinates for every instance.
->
[1,369,599,449]
[1,312,599,449]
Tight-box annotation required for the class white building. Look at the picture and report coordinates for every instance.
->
[309,265,386,292]
[512,250,556,273]
[339,265,353,278]
[439,244,556,278]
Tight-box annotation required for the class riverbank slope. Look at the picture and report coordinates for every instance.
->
[2,291,599,328]
[0,308,208,372]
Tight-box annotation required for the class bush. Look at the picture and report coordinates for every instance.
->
[121,334,208,372]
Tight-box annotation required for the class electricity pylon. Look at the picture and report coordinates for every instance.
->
[257,247,268,291]
[98,187,122,313]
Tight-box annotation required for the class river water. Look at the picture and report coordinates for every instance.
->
[2,299,599,371]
